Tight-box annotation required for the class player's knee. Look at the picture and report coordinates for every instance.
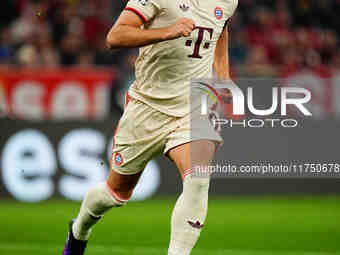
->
[108,187,132,207]
[183,176,210,199]
[105,184,131,207]
[84,182,130,217]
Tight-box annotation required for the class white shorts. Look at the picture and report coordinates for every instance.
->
[111,95,223,175]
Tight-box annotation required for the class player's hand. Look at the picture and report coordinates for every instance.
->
[219,89,232,104]
[216,81,245,120]
[164,18,195,40]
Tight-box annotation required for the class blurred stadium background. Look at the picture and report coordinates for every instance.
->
[0,0,340,254]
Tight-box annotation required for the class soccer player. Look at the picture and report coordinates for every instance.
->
[62,0,238,254]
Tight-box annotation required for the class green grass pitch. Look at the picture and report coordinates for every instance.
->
[1,196,340,255]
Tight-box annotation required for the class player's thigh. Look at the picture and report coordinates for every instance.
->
[166,107,222,177]
[108,98,171,198]
[107,170,142,200]
[112,98,166,174]
[168,139,216,176]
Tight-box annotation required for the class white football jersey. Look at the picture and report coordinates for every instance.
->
[125,0,238,116]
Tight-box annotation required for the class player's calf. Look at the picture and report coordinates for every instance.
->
[62,181,131,254]
[72,182,130,241]
[62,166,141,254]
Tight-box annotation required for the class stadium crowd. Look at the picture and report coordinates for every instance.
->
[0,0,339,78]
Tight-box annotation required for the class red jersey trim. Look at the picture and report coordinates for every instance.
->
[125,7,148,23]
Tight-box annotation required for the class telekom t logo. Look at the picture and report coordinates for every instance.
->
[186,27,214,59]
[201,82,313,116]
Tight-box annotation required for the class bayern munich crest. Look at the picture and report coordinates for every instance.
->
[114,152,123,165]
[214,7,223,20]
[138,0,148,6]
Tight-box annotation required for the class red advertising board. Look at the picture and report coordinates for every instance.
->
[282,68,338,118]
[0,68,116,120]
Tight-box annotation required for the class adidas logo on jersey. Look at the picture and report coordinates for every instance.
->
[179,3,190,12]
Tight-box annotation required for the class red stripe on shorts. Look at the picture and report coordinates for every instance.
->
[110,93,131,168]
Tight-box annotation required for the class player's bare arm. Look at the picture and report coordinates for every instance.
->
[213,24,230,80]
[214,24,233,103]
[106,11,195,49]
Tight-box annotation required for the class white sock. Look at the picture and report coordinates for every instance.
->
[168,173,210,255]
[72,182,129,241]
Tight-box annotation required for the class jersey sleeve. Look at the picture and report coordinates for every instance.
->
[222,0,238,21]
[125,0,162,23]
